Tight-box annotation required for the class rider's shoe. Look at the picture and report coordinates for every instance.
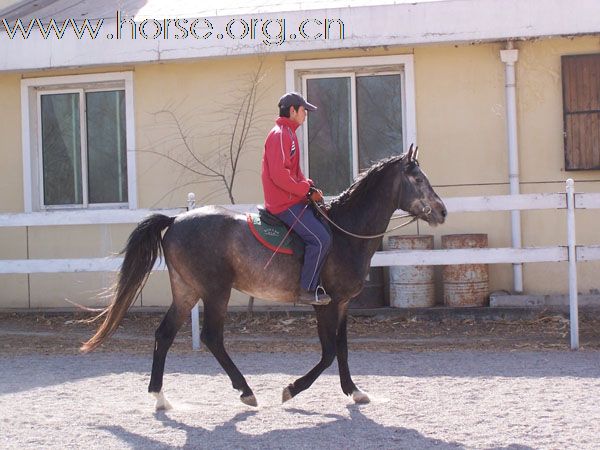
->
[297,289,331,306]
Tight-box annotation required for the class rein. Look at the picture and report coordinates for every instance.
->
[311,200,426,240]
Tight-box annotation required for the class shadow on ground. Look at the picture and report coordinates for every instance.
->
[96,404,535,450]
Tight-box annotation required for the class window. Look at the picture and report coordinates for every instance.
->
[286,55,416,195]
[22,72,136,211]
[562,53,600,170]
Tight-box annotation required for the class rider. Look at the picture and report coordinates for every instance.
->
[261,92,332,306]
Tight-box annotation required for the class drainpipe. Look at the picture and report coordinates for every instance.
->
[500,41,523,293]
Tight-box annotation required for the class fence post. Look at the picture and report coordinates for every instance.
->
[188,193,201,351]
[566,179,579,350]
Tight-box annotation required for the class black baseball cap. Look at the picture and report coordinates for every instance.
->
[278,92,317,111]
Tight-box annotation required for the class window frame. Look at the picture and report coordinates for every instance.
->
[21,72,137,212]
[285,55,416,180]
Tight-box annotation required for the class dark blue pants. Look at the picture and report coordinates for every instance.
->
[276,203,332,291]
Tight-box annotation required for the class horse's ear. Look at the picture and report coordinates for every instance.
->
[414,146,419,161]
[407,144,414,161]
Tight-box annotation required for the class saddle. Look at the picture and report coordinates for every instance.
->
[246,207,302,256]
[247,205,332,256]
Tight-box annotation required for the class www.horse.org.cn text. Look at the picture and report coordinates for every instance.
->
[1,11,346,45]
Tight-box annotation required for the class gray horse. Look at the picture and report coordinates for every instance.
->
[81,145,446,409]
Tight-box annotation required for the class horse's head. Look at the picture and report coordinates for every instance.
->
[398,145,447,226]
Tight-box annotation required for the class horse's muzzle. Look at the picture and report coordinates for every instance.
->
[420,201,446,225]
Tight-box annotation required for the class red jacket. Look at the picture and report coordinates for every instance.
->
[261,117,312,214]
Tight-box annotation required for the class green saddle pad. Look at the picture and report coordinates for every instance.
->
[246,213,295,255]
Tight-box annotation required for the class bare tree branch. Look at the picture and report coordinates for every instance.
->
[137,149,224,180]
[140,59,268,205]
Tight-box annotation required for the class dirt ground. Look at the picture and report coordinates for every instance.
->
[2,310,600,449]
[1,308,599,355]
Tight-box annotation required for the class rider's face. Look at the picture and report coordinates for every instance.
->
[290,105,307,126]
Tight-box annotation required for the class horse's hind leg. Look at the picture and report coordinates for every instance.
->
[148,270,197,410]
[201,292,257,407]
[148,304,186,410]
[282,304,338,402]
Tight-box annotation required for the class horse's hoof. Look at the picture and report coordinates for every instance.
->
[352,390,371,404]
[241,394,258,407]
[152,391,173,411]
[282,386,293,403]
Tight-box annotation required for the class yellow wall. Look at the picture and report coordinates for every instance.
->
[0,74,29,307]
[132,55,283,208]
[515,36,600,299]
[0,73,23,212]
[414,37,600,294]
[1,36,600,308]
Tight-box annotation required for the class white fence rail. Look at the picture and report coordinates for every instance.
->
[0,194,573,274]
[0,208,185,227]
[442,192,566,212]
[1,181,599,350]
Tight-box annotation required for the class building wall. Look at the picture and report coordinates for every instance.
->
[0,72,27,307]
[413,36,600,295]
[413,42,514,292]
[133,55,283,208]
[516,37,600,295]
[0,73,22,212]
[1,36,599,308]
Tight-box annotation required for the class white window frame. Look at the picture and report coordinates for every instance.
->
[285,55,416,178]
[21,72,137,212]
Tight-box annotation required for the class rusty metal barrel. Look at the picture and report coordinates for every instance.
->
[388,235,435,307]
[442,234,489,307]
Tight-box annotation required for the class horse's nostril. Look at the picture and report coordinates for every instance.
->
[442,209,447,217]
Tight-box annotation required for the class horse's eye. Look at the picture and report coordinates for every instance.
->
[415,177,423,184]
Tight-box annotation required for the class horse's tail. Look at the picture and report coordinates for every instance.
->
[80,214,175,353]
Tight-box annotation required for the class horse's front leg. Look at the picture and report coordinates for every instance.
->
[282,303,338,402]
[336,303,370,404]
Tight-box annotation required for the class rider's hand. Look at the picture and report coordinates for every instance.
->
[308,187,324,203]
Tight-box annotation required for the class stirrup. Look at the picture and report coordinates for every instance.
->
[316,285,328,297]
[312,285,331,305]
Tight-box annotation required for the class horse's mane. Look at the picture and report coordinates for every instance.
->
[329,154,408,211]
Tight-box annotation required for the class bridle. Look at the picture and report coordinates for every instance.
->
[310,155,434,240]
[310,199,432,240]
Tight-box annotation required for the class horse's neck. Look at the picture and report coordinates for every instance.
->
[332,170,399,256]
